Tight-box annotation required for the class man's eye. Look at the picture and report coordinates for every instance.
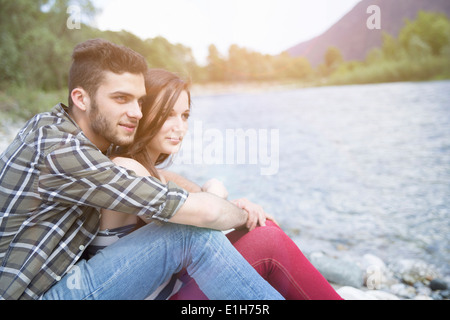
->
[115,96,127,103]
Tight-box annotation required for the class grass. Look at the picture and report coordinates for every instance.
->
[0,87,67,121]
[328,56,450,86]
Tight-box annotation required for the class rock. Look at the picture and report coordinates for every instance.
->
[361,254,393,289]
[336,286,401,300]
[361,254,386,271]
[390,259,438,285]
[389,283,416,299]
[414,282,432,296]
[429,279,448,291]
[439,289,450,299]
[431,292,443,300]
[413,295,433,300]
[309,252,364,288]
[364,290,400,300]
[336,286,377,300]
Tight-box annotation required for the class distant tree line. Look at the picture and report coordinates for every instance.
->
[328,11,450,85]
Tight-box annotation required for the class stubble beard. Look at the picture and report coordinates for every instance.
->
[89,99,136,147]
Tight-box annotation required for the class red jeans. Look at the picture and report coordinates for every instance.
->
[170,221,342,300]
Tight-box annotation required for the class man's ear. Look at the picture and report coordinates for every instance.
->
[70,87,90,112]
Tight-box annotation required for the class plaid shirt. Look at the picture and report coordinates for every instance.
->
[0,104,188,300]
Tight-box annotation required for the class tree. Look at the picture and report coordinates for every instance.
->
[288,56,313,80]
[325,46,343,69]
[381,32,401,60]
[207,44,226,81]
[399,11,450,56]
[227,44,251,81]
[0,0,98,89]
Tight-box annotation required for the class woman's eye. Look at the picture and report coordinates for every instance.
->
[182,113,190,120]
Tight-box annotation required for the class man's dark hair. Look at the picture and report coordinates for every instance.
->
[68,38,148,108]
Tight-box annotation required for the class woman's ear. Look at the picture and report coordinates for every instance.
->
[70,87,89,112]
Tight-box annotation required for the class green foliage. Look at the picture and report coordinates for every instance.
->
[0,0,199,90]
[328,11,450,86]
[325,47,344,69]
[0,87,66,120]
[204,46,313,82]
[399,11,450,56]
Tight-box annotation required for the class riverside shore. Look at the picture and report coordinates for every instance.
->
[1,82,449,300]
[1,124,449,300]
[303,250,449,300]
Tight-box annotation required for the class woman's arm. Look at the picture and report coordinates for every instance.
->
[171,192,248,230]
[158,170,202,192]
[160,170,277,231]
[102,163,246,230]
[159,170,228,199]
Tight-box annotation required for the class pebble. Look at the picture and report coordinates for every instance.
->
[336,286,377,300]
[309,251,449,300]
[440,290,450,299]
[429,278,448,291]
[309,252,363,288]
[389,259,438,285]
[389,283,417,299]
[337,286,401,300]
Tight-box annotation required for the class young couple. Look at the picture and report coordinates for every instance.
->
[0,38,341,300]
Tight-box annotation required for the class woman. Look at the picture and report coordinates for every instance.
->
[87,69,342,300]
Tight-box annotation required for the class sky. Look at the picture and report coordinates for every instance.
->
[93,0,361,64]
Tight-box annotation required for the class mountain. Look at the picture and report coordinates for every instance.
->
[287,0,450,66]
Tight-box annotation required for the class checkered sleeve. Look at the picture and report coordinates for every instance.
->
[38,141,188,221]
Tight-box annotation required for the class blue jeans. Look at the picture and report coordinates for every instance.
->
[41,222,284,300]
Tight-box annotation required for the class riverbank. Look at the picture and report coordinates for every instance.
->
[1,124,448,300]
[1,81,449,300]
[300,249,450,300]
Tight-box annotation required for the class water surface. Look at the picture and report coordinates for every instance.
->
[171,80,450,276]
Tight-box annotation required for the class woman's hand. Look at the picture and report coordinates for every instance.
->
[231,198,278,231]
[201,178,229,199]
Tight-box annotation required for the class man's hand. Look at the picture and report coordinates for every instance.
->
[231,198,278,231]
[171,192,248,231]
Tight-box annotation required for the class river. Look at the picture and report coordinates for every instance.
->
[172,80,450,277]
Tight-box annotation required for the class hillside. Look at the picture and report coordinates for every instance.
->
[287,0,450,66]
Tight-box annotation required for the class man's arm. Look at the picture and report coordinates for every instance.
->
[169,192,248,231]
[162,170,275,231]
[159,169,202,192]
[107,160,247,230]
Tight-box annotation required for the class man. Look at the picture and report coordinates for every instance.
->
[0,39,282,300]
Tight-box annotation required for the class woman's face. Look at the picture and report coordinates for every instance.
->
[148,90,190,157]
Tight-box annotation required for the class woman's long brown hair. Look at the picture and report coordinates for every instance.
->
[114,69,191,180]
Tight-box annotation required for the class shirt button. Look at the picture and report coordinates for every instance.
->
[79,245,85,251]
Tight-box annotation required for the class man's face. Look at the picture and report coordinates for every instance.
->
[87,71,146,150]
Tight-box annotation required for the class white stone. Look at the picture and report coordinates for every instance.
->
[362,253,387,271]
[413,295,433,300]
[365,290,400,300]
[336,286,377,300]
